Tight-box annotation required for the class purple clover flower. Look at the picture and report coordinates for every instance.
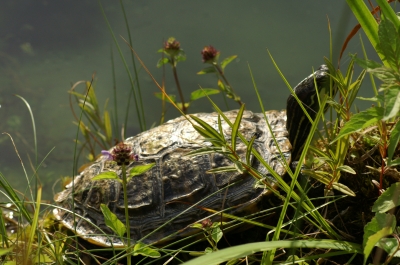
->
[201,45,219,63]
[101,150,113,161]
[101,143,139,166]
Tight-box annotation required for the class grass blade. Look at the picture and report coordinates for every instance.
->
[104,110,112,142]
[190,115,224,143]
[0,208,9,248]
[14,95,37,167]
[231,104,245,152]
[26,186,41,261]
[183,240,362,265]
[98,0,145,131]
[245,135,256,166]
[119,0,145,131]
[217,115,226,143]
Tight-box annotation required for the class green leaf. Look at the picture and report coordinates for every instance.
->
[190,89,220,101]
[217,80,226,92]
[363,212,396,264]
[95,130,107,142]
[368,67,397,83]
[331,182,356,197]
[175,51,186,62]
[337,165,356,175]
[346,0,378,51]
[333,134,351,184]
[86,82,99,114]
[377,0,400,30]
[154,92,176,103]
[220,55,237,70]
[189,251,207,257]
[133,242,161,258]
[302,170,356,197]
[351,55,383,70]
[100,204,126,237]
[211,225,223,244]
[0,172,32,223]
[231,104,245,152]
[176,102,190,110]
[347,70,366,108]
[372,182,400,213]
[68,90,87,101]
[191,223,203,229]
[233,161,244,174]
[190,115,225,142]
[28,185,42,260]
[129,163,155,178]
[79,102,103,126]
[35,253,54,263]
[197,66,216,75]
[205,247,213,253]
[104,110,112,141]
[156,57,170,68]
[376,238,400,258]
[192,125,215,139]
[387,157,400,167]
[182,239,362,265]
[388,119,400,164]
[357,96,378,102]
[218,115,226,143]
[332,107,384,143]
[186,147,226,157]
[246,135,256,166]
[0,247,13,256]
[92,171,120,182]
[377,18,400,71]
[78,121,89,138]
[383,86,400,120]
[78,101,94,112]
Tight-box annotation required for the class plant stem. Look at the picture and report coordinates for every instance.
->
[172,61,187,113]
[122,164,131,265]
[213,63,243,106]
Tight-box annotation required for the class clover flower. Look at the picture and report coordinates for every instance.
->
[201,218,213,229]
[102,143,138,166]
[201,45,219,63]
[164,37,181,51]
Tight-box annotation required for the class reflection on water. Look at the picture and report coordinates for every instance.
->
[0,1,369,199]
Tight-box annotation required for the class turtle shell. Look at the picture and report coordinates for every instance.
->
[54,109,291,247]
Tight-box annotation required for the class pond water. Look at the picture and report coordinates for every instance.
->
[0,1,377,200]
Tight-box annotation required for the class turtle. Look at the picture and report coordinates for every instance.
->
[53,65,330,247]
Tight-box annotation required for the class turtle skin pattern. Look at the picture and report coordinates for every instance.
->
[54,109,291,247]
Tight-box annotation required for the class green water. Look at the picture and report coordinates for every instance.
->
[0,1,376,199]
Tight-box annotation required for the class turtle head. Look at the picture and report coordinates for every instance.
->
[286,65,331,161]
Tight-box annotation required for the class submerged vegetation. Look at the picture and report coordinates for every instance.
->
[1,0,400,264]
